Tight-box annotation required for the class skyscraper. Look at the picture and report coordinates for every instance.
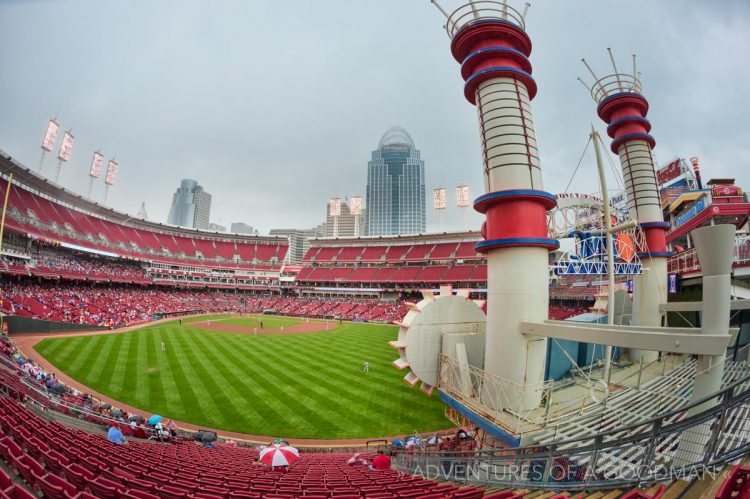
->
[366,126,426,236]
[269,226,324,264]
[167,179,212,229]
[323,200,365,238]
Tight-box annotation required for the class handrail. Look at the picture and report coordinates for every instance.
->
[445,1,527,39]
[395,370,750,490]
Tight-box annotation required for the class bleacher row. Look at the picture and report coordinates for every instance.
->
[0,394,509,499]
[295,265,486,285]
[0,178,286,270]
[303,243,482,265]
[0,337,746,498]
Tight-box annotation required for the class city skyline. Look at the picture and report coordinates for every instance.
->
[1,1,747,235]
[167,179,212,230]
[366,126,426,236]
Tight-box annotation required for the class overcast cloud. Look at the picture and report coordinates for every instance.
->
[1,0,748,235]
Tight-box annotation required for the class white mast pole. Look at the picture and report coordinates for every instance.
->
[592,127,615,386]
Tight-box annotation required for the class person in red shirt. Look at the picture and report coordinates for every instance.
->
[370,450,391,471]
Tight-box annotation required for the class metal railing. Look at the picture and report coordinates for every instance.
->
[590,73,643,103]
[395,371,750,491]
[444,1,527,39]
[668,236,750,275]
[439,354,555,434]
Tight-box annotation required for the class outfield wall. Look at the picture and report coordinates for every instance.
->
[3,316,108,335]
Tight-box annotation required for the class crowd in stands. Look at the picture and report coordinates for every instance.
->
[0,279,411,327]
[35,253,147,281]
[0,276,592,328]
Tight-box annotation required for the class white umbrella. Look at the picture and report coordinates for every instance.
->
[259,443,299,467]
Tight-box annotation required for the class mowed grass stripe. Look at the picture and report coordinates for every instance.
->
[218,334,341,433]
[184,333,262,428]
[170,332,248,428]
[158,328,211,421]
[188,332,291,426]
[34,319,449,438]
[250,333,413,417]
[223,335,359,434]
[236,341,393,435]
[106,334,134,394]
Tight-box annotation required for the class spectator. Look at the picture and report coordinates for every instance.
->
[107,424,127,445]
[370,450,391,471]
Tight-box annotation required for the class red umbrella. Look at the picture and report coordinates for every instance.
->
[259,443,299,467]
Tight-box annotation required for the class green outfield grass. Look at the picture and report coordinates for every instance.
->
[216,315,303,328]
[33,319,449,439]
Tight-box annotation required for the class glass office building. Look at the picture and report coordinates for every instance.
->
[366,126,426,236]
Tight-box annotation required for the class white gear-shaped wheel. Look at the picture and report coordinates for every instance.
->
[389,286,486,396]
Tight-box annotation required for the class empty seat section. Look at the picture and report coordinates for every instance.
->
[155,234,180,254]
[470,264,487,281]
[392,266,423,283]
[416,265,448,282]
[456,242,480,259]
[295,267,315,281]
[314,247,340,262]
[430,242,458,259]
[385,245,410,263]
[404,244,433,261]
[373,266,398,282]
[336,247,363,262]
[442,264,475,282]
[302,247,319,262]
[192,239,214,258]
[347,267,379,283]
[255,245,277,262]
[360,246,387,262]
[214,241,236,260]
[236,242,256,262]
[137,230,162,252]
[277,245,288,261]
[326,267,353,281]
[305,267,331,281]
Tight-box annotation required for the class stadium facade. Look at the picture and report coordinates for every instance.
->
[167,179,212,230]
[365,126,426,236]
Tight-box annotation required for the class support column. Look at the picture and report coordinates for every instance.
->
[449,8,558,411]
[595,88,671,362]
[674,224,733,466]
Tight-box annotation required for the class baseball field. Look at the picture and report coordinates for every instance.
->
[33,315,448,439]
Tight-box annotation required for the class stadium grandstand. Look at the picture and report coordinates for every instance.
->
[3,0,750,496]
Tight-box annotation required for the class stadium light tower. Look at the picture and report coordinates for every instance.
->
[431,0,558,411]
[54,130,74,183]
[580,51,671,362]
[456,184,470,229]
[103,159,118,204]
[329,197,341,238]
[39,119,60,173]
[350,196,363,237]
[88,151,104,199]
[433,187,446,230]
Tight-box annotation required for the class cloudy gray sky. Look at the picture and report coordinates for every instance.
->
[1,0,748,235]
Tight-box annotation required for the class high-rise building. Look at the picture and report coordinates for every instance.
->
[136,201,148,220]
[323,200,365,238]
[269,226,324,264]
[231,222,259,235]
[366,126,426,236]
[207,222,226,232]
[167,179,212,229]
